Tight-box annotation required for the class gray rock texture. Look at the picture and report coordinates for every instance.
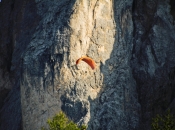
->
[0,0,174,130]
[20,0,140,129]
[132,0,175,129]
[0,0,40,129]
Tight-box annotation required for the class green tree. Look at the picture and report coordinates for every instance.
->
[41,111,86,130]
[152,110,175,130]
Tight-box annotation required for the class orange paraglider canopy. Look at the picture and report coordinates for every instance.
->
[76,56,96,70]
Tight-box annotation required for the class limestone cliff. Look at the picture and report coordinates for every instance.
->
[132,0,175,129]
[0,0,174,130]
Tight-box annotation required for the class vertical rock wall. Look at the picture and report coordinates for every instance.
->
[0,0,40,129]
[21,0,140,130]
[88,1,140,130]
[21,0,75,129]
[132,0,175,129]
[0,0,174,130]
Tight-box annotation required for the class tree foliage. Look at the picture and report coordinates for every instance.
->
[152,110,175,130]
[41,111,86,130]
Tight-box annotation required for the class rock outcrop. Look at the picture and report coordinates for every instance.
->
[0,0,174,130]
[20,0,140,129]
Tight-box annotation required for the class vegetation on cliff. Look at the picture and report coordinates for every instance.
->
[41,111,86,130]
[152,110,175,130]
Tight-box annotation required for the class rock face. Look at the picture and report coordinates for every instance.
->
[20,0,140,129]
[0,0,40,129]
[132,0,175,129]
[0,0,174,130]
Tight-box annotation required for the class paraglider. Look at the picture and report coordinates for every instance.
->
[76,56,96,70]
